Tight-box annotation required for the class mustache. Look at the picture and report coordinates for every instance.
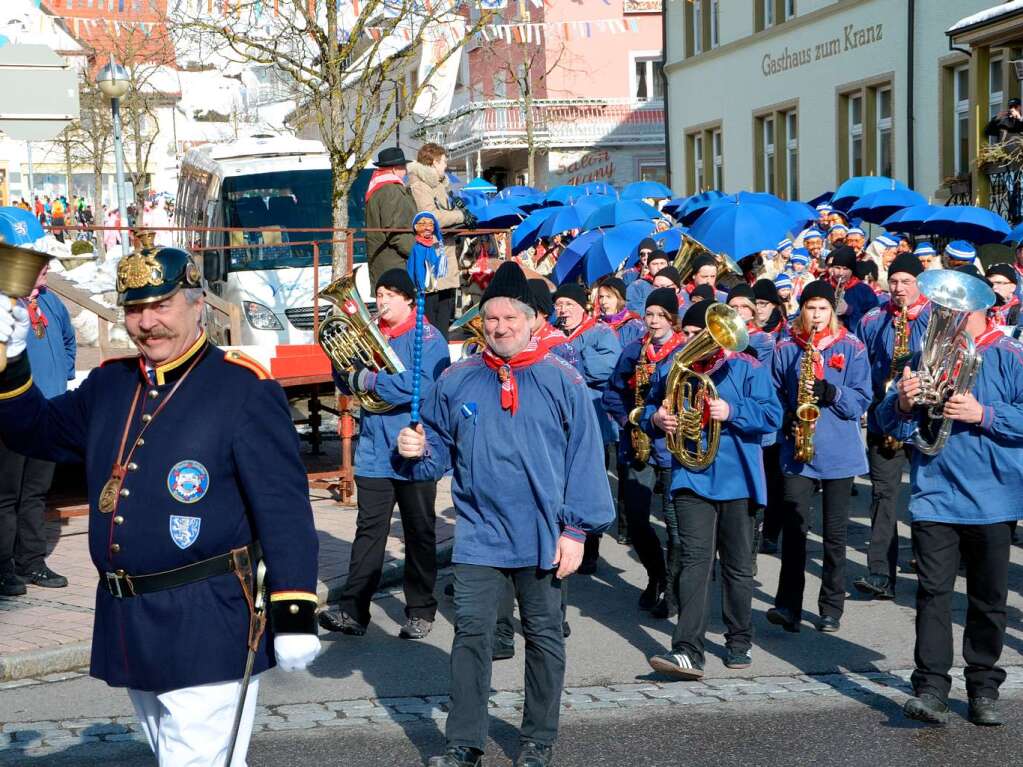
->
[134,329,175,342]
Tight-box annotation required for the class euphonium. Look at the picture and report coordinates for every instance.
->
[673,233,742,285]
[881,305,910,451]
[908,270,995,455]
[450,305,486,360]
[317,267,406,414]
[793,336,820,463]
[664,303,749,469]
[628,339,654,463]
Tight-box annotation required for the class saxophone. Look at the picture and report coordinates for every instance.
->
[792,337,821,463]
[627,339,654,463]
[881,306,910,450]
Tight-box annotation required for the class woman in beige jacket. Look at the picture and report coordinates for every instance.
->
[406,142,470,338]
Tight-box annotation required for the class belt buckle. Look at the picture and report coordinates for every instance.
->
[105,571,124,599]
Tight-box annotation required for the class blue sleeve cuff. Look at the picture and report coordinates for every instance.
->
[981,405,995,432]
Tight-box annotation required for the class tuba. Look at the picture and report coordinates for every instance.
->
[792,336,820,463]
[664,303,749,469]
[450,305,486,360]
[317,267,406,414]
[908,270,994,455]
[673,233,743,285]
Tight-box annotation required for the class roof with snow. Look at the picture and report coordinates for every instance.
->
[948,1,1023,36]
[0,0,86,55]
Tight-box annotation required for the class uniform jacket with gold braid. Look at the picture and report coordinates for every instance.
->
[0,335,319,693]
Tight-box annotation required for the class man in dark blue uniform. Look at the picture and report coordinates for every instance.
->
[0,235,320,766]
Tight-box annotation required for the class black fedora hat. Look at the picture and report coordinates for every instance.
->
[374,147,408,168]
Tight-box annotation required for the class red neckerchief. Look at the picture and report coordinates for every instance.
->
[27,295,48,337]
[764,316,786,335]
[992,295,1021,325]
[828,275,861,290]
[886,293,928,321]
[684,282,697,295]
[535,323,568,352]
[365,168,406,202]
[565,315,597,342]
[481,336,548,414]
[628,332,684,386]
[641,273,654,284]
[379,311,419,339]
[975,318,1005,351]
[790,325,847,378]
[746,319,762,335]
[691,348,727,375]
[602,309,640,331]
[415,233,436,248]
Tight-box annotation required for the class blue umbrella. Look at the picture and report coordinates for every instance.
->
[702,192,809,231]
[847,188,928,225]
[688,201,793,260]
[785,200,817,228]
[582,200,661,231]
[468,201,524,229]
[463,176,498,194]
[830,176,910,211]
[538,206,585,238]
[505,193,546,212]
[1003,222,1023,246]
[881,204,944,235]
[595,220,658,277]
[497,185,539,199]
[806,191,833,208]
[511,207,562,254]
[546,185,583,204]
[445,171,462,185]
[579,181,618,197]
[453,189,489,207]
[0,206,46,243]
[675,190,726,225]
[662,196,690,218]
[653,226,689,254]
[921,206,1011,245]
[570,194,616,224]
[622,181,673,200]
[552,230,604,285]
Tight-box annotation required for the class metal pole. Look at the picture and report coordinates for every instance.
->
[110,97,131,258]
[26,141,33,199]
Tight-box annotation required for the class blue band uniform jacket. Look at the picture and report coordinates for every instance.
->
[0,334,319,693]
[603,336,674,469]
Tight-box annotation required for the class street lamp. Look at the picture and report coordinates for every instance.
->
[96,58,131,258]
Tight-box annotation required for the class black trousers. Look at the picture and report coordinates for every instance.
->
[671,490,754,664]
[448,564,565,751]
[339,475,438,625]
[622,462,671,584]
[424,288,456,340]
[775,475,853,619]
[760,443,785,543]
[0,441,54,575]
[866,433,909,582]
[911,520,1012,701]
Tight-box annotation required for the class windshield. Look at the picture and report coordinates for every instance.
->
[222,169,334,271]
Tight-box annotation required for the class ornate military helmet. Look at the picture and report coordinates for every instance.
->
[116,231,202,307]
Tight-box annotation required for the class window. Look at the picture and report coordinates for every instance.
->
[786,111,798,200]
[876,86,893,177]
[633,57,664,102]
[494,70,507,99]
[765,0,775,28]
[848,94,864,177]
[785,0,796,20]
[712,128,723,190]
[694,134,705,191]
[990,56,1004,119]
[756,105,797,198]
[638,161,667,186]
[762,116,776,194]
[686,0,709,57]
[710,0,720,48]
[687,123,723,194]
[954,64,970,175]
[757,1,794,33]
[692,0,703,56]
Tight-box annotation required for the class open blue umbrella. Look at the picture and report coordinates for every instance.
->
[830,176,910,212]
[582,200,661,231]
[579,181,618,197]
[785,200,817,228]
[595,220,658,277]
[688,200,793,260]
[511,207,562,254]
[552,230,604,285]
[653,226,688,255]
[622,181,673,200]
[921,206,1011,245]
[662,196,690,218]
[675,190,726,225]
[505,193,546,212]
[806,191,833,208]
[468,201,524,228]
[497,185,539,199]
[1003,221,1023,246]
[881,204,944,235]
[463,176,498,194]
[847,188,927,225]
[538,206,585,238]
[570,194,615,224]
[546,185,583,204]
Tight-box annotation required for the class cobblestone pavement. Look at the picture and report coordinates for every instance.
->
[2,665,1022,761]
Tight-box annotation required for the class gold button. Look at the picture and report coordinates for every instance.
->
[127,463,138,471]
[113,515,124,525]
[289,604,299,614]
[136,438,145,447]
[110,544,121,553]
[148,389,159,399]
[141,414,152,424]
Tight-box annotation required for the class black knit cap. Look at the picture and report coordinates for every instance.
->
[552,281,588,310]
[798,279,836,307]
[375,268,416,299]
[638,237,658,254]
[655,265,681,287]
[727,283,756,305]
[681,299,712,329]
[753,278,781,306]
[693,284,715,301]
[599,276,628,301]
[647,249,670,266]
[828,245,857,270]
[691,254,718,274]
[855,260,878,280]
[645,287,679,317]
[527,278,554,316]
[888,252,923,278]
[481,261,533,307]
[987,262,1019,286]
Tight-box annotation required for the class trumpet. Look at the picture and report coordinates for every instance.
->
[664,303,749,469]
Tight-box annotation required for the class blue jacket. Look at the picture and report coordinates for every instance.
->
[876,336,1023,525]
[0,336,319,692]
[744,328,778,447]
[856,302,932,436]
[621,266,641,286]
[838,280,879,332]
[626,278,654,315]
[333,319,450,480]
[643,352,782,504]
[678,287,729,312]
[571,322,621,444]
[603,315,646,350]
[772,332,871,479]
[26,288,76,399]
[408,354,615,569]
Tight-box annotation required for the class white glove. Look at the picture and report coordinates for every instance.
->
[274,633,321,672]
[0,297,30,359]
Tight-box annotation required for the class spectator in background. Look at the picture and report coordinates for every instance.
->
[984,97,1023,142]
[365,147,417,288]
[0,262,75,596]
[50,198,65,243]
[103,207,122,253]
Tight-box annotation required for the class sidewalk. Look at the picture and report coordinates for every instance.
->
[0,480,455,681]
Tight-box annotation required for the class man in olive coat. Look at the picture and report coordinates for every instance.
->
[366,147,419,286]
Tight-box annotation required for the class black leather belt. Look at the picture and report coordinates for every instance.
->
[101,542,262,599]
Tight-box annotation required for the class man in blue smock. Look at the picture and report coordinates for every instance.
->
[319,268,450,640]
[826,245,878,331]
[396,262,614,767]
[878,292,1023,728]
[0,261,75,595]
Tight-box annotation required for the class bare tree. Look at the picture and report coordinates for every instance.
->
[170,0,493,277]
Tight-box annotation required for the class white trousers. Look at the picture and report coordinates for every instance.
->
[128,676,260,767]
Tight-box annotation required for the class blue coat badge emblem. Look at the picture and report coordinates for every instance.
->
[167,460,210,504]
[169,515,201,549]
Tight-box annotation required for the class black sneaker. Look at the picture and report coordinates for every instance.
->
[492,641,515,661]
[516,741,553,767]
[968,696,1003,726]
[0,573,26,597]
[18,566,67,588]
[638,579,664,611]
[428,746,484,766]
[399,617,433,640]
[724,649,752,669]
[903,693,949,725]
[317,608,366,636]
[853,574,894,600]
[766,607,800,633]
[648,651,704,680]
[817,615,841,633]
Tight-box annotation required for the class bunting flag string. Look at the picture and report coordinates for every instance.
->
[363,16,642,46]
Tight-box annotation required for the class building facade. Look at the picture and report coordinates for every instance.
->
[663,0,1011,202]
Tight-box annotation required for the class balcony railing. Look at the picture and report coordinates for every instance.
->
[414,98,665,156]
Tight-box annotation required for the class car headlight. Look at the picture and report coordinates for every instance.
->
[243,301,283,330]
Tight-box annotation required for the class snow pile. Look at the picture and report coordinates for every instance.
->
[948,1,1023,34]
[64,257,120,295]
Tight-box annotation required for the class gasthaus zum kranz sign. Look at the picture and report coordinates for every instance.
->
[761,22,884,78]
